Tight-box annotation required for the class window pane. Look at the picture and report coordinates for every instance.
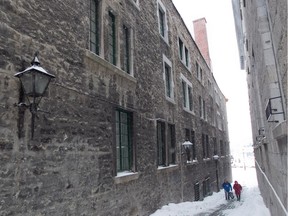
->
[157,121,166,166]
[123,26,130,74]
[116,110,133,172]
[168,124,175,164]
[159,9,165,37]
[179,38,183,60]
[165,64,171,98]
[90,0,99,55]
[109,12,116,65]
[188,86,193,111]
[185,47,189,66]
[182,81,186,107]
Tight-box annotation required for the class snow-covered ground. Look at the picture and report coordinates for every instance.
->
[150,168,270,216]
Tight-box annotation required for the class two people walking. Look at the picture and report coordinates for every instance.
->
[222,179,242,201]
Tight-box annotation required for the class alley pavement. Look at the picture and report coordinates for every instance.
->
[195,198,243,216]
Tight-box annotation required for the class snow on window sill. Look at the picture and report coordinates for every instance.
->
[183,107,194,115]
[85,50,136,83]
[165,96,176,104]
[157,164,178,172]
[186,160,198,165]
[114,171,139,184]
[203,158,211,162]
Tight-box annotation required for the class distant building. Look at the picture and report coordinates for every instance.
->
[0,0,231,215]
[232,0,287,215]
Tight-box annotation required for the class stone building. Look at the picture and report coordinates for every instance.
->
[232,0,287,215]
[0,0,231,215]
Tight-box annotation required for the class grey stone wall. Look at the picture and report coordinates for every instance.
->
[0,0,231,215]
[238,0,287,215]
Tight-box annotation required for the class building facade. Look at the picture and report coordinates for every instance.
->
[232,0,287,215]
[0,0,231,215]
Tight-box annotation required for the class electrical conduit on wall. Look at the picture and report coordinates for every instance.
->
[255,159,288,215]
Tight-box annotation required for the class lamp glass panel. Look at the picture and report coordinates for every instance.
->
[35,72,51,96]
[20,72,34,96]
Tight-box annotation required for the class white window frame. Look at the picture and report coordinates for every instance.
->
[157,0,169,44]
[163,54,174,103]
[181,73,193,113]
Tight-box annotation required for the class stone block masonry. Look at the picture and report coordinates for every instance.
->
[0,0,231,215]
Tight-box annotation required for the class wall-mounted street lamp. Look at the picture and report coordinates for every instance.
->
[14,52,55,138]
[182,140,193,163]
[213,154,220,192]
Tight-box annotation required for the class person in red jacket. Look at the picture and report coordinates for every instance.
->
[233,181,242,201]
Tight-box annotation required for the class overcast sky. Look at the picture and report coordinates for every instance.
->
[172,0,253,152]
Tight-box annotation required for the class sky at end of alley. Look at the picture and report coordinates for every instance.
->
[172,0,253,152]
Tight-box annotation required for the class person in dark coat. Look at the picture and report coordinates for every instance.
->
[233,180,242,201]
[222,180,232,200]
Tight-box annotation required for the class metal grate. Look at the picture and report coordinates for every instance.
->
[194,182,200,201]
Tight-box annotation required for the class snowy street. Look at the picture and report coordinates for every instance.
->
[150,168,271,216]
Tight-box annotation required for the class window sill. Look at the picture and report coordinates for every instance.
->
[183,108,195,115]
[114,171,139,184]
[160,34,169,46]
[165,96,176,104]
[157,164,178,173]
[180,60,191,72]
[84,50,137,84]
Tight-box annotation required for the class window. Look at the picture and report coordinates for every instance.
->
[217,111,222,130]
[199,96,206,119]
[203,177,211,197]
[90,0,100,55]
[178,38,190,68]
[220,140,224,156]
[163,55,174,101]
[178,38,183,60]
[213,137,217,155]
[168,124,176,164]
[157,121,166,166]
[157,121,176,167]
[208,80,212,95]
[191,130,196,160]
[203,100,206,120]
[159,9,165,37]
[116,109,133,172]
[122,25,131,74]
[181,74,193,112]
[196,62,202,81]
[199,96,203,118]
[185,47,189,67]
[205,135,209,158]
[202,134,209,159]
[185,128,196,160]
[202,133,206,158]
[165,64,171,97]
[157,1,168,42]
[108,11,116,65]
